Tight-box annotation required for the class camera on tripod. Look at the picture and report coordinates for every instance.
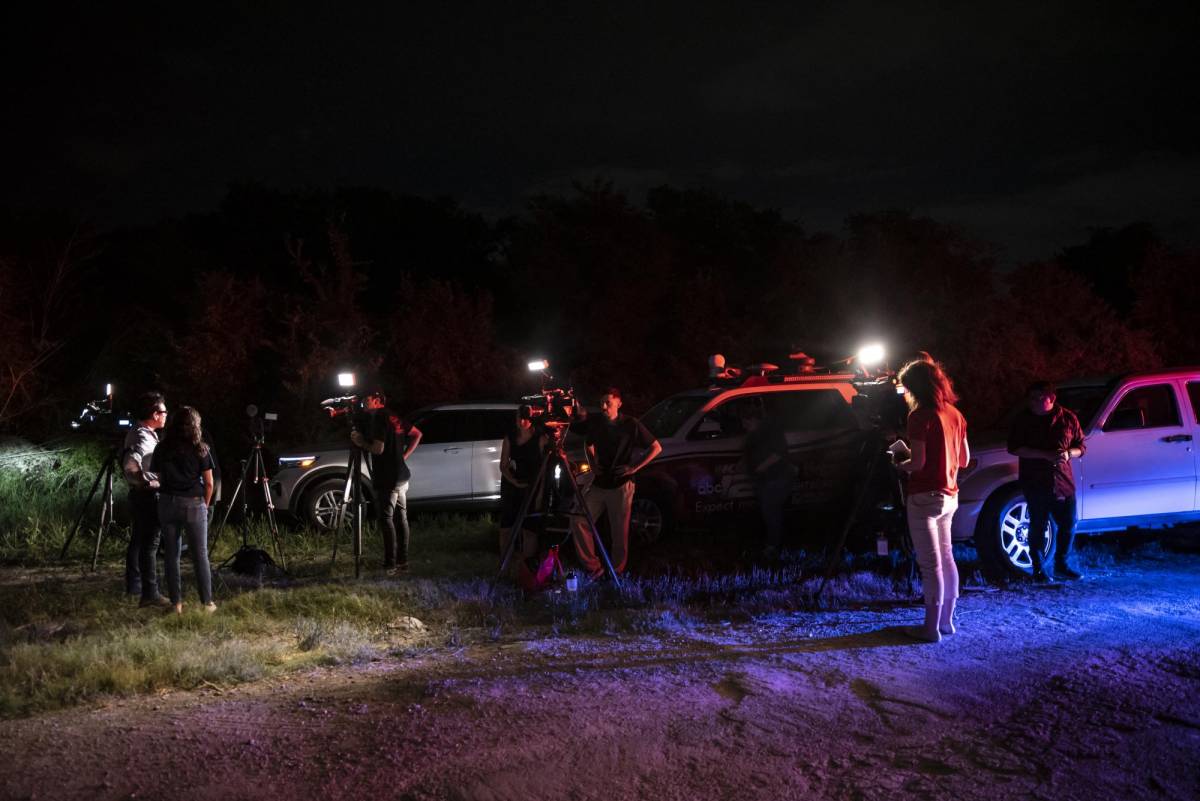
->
[521,359,578,431]
[69,384,133,436]
[320,372,375,430]
[244,404,278,442]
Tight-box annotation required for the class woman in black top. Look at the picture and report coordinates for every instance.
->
[154,406,216,614]
[499,410,547,568]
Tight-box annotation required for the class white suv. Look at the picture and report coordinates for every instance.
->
[270,403,519,530]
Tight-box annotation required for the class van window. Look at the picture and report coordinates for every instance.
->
[1103,384,1181,431]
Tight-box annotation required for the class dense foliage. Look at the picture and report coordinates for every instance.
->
[2,184,1192,462]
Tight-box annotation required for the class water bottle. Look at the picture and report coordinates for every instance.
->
[565,571,578,592]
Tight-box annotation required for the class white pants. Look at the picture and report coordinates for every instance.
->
[906,491,959,608]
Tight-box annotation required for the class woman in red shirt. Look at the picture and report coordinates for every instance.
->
[894,357,969,643]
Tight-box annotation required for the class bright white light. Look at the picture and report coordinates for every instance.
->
[857,343,886,367]
[528,359,549,372]
[337,372,356,388]
[104,383,113,397]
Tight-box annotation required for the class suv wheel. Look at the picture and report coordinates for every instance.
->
[977,485,1054,580]
[631,495,672,546]
[302,477,371,532]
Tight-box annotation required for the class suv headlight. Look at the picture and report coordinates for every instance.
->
[279,456,319,470]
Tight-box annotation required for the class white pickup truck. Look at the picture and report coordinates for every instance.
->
[952,367,1200,578]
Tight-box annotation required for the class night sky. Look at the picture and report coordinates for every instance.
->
[8,1,1199,262]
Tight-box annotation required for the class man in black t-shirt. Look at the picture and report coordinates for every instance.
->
[570,387,662,577]
[1007,381,1087,582]
[350,391,423,572]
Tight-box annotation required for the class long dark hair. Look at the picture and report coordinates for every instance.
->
[158,405,209,459]
[898,357,959,411]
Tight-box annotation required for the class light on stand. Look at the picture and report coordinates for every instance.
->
[337,372,356,388]
[528,359,549,372]
[856,343,886,368]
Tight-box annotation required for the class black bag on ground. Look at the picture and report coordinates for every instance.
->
[231,546,275,578]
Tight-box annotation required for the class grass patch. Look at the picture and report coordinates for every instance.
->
[4,440,1078,717]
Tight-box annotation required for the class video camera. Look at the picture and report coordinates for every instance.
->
[320,394,368,418]
[519,387,579,429]
[520,359,578,430]
[245,404,278,442]
[69,385,132,436]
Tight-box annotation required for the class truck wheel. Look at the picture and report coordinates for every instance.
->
[976,485,1054,581]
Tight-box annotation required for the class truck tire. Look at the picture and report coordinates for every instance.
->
[976,484,1054,581]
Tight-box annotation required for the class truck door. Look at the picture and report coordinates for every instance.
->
[1079,381,1196,519]
[1186,381,1200,510]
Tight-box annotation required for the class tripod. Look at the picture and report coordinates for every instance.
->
[815,430,912,600]
[330,443,370,578]
[59,444,122,570]
[493,425,621,593]
[214,431,287,572]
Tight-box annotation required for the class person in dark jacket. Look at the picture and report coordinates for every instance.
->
[154,405,216,614]
[1007,381,1087,582]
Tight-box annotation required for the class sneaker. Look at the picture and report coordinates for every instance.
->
[202,602,218,614]
[385,563,409,576]
[1055,564,1083,580]
[139,595,172,608]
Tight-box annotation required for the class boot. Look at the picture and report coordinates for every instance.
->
[904,603,942,643]
[1031,549,1055,584]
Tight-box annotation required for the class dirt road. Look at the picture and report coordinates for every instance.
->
[3,550,1199,801]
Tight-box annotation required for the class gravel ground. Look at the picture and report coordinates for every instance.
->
[3,547,1199,801]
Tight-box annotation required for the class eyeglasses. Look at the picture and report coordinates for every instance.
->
[154,409,168,415]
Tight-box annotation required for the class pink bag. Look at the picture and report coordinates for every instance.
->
[516,545,563,592]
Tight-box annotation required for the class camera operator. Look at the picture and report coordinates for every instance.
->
[570,387,662,578]
[121,391,170,607]
[349,390,422,573]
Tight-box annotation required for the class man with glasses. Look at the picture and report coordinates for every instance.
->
[122,392,170,606]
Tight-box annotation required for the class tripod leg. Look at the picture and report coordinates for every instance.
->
[61,451,110,560]
[816,442,884,601]
[255,449,287,571]
[90,460,114,571]
[330,449,359,567]
[491,450,553,594]
[562,458,622,587]
[212,454,252,554]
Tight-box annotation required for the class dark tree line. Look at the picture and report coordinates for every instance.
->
[1,184,1193,465]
